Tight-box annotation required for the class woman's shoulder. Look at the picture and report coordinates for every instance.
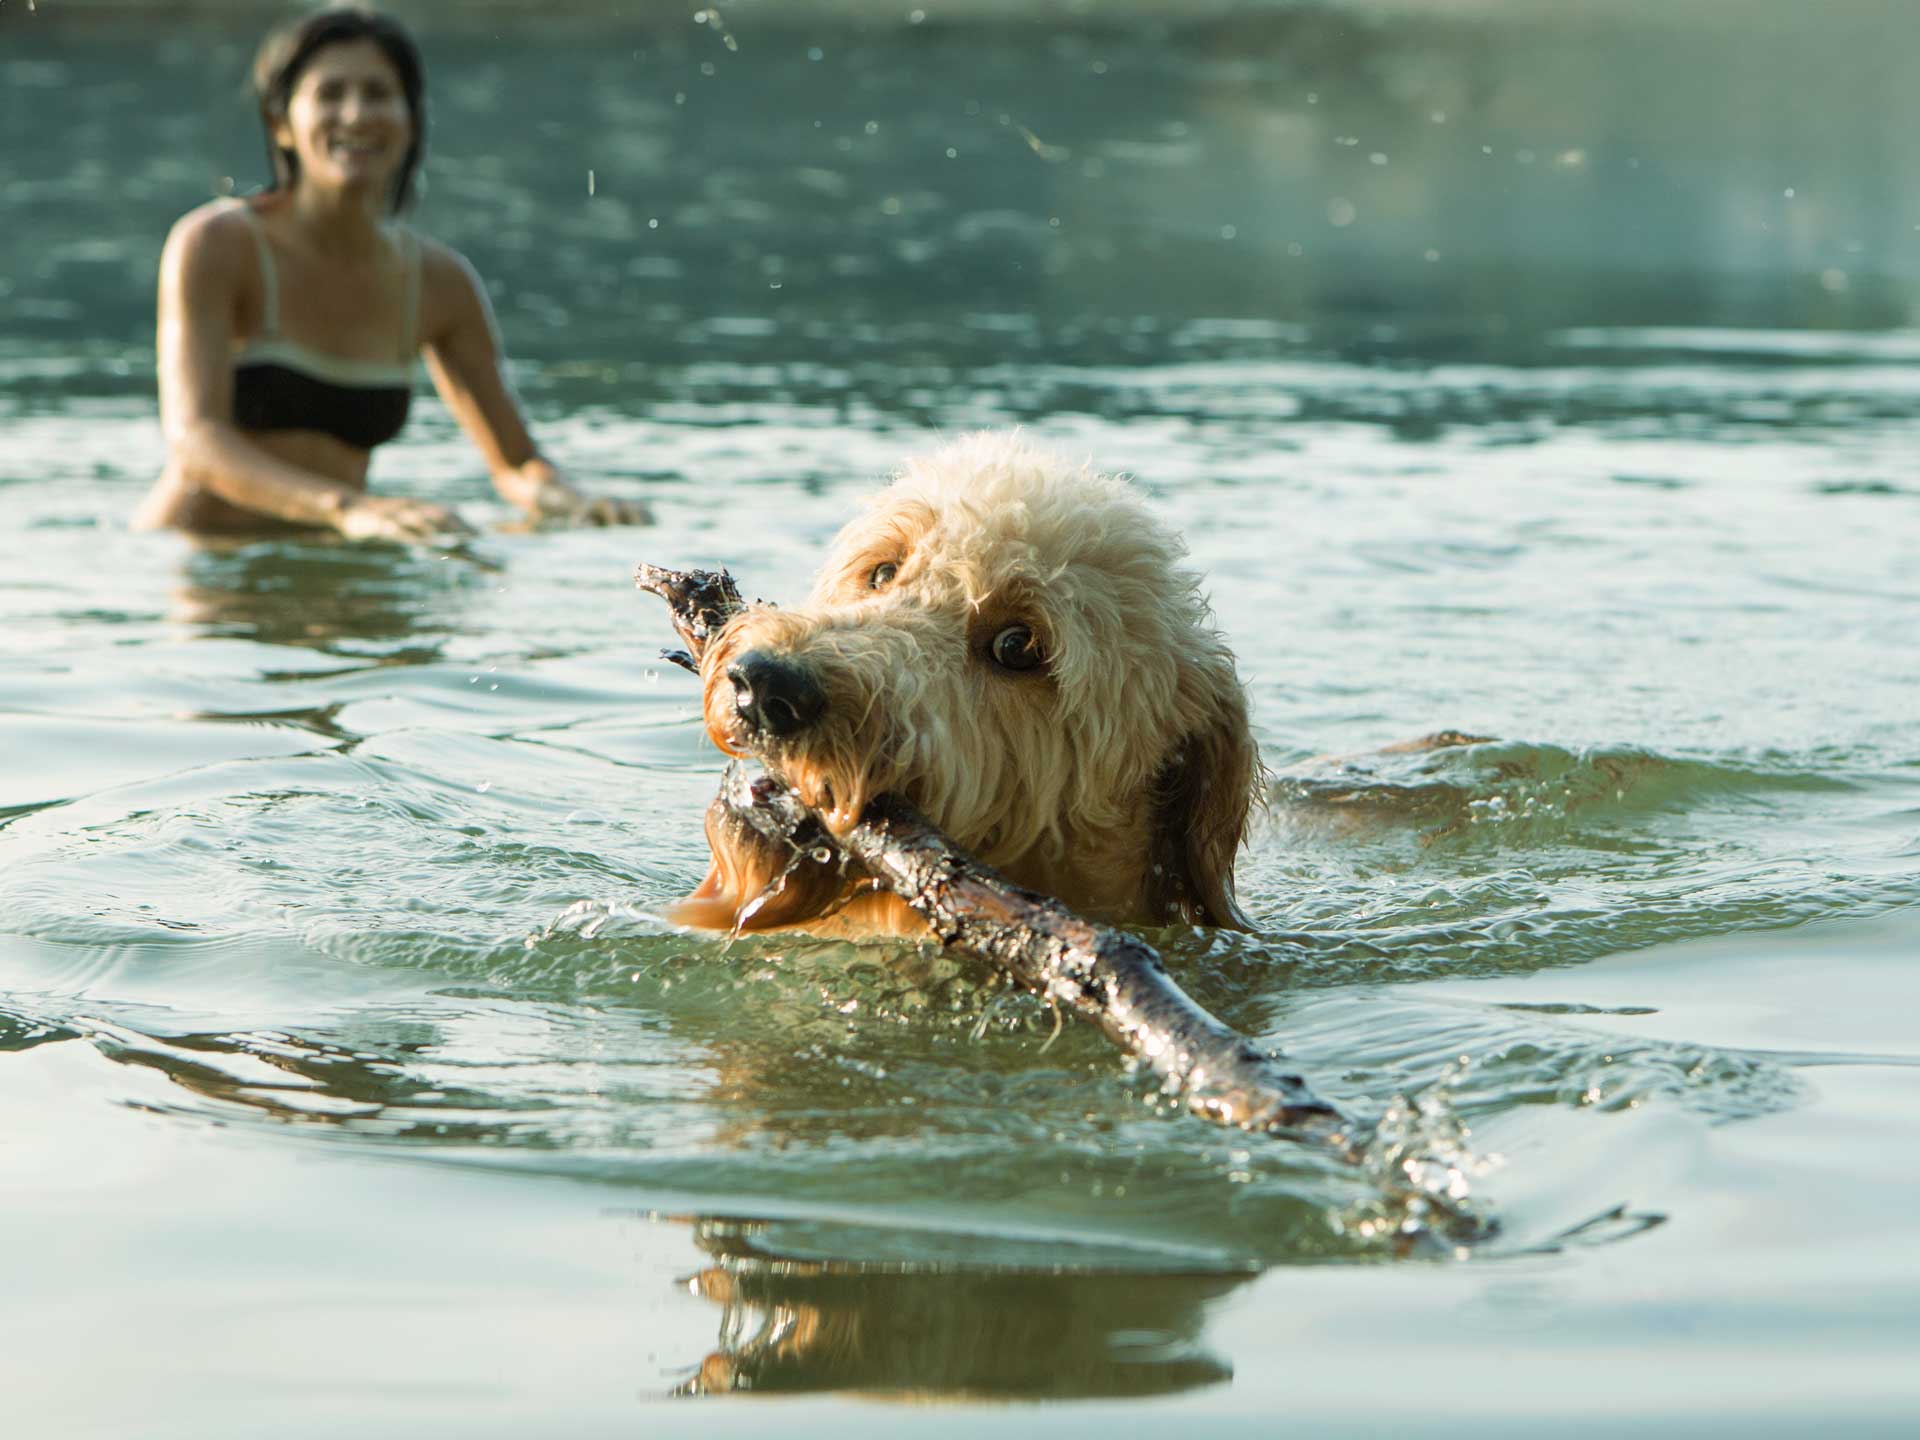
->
[408,230,492,331]
[409,230,484,291]
[160,197,263,292]
[165,196,263,261]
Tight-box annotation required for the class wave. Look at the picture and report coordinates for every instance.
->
[1267,737,1859,847]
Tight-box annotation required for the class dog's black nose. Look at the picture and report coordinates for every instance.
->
[727,650,826,739]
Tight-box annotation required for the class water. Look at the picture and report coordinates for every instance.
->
[4,4,1920,1432]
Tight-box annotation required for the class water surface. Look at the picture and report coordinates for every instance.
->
[3,5,1919,1433]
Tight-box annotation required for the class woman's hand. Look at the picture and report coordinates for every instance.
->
[527,477,654,527]
[333,493,475,544]
[499,459,653,528]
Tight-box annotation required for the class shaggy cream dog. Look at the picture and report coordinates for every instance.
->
[671,432,1260,938]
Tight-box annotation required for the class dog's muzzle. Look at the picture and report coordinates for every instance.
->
[726,650,826,739]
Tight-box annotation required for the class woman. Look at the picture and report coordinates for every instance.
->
[137,6,646,542]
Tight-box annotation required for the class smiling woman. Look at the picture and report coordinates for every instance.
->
[134,5,649,542]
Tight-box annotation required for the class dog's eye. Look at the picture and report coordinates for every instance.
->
[868,561,898,590]
[989,624,1046,673]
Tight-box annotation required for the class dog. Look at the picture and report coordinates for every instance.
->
[670,431,1261,938]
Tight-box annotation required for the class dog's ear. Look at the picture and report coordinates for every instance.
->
[1147,665,1261,931]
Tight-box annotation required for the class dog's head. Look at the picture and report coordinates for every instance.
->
[676,432,1260,935]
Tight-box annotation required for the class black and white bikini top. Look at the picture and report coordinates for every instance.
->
[229,200,418,451]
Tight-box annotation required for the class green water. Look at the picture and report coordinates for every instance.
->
[3,4,1919,1433]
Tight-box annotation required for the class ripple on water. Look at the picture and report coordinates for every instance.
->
[4,269,1918,1284]
[1,702,1897,1271]
[1268,738,1862,847]
[1233,737,1915,985]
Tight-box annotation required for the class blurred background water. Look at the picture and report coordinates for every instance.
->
[3,1,1919,1433]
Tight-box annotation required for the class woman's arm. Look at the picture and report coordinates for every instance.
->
[420,243,650,526]
[156,208,467,543]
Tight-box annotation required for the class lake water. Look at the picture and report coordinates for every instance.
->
[3,4,1918,1434]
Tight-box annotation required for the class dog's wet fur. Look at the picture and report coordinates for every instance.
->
[672,432,1260,938]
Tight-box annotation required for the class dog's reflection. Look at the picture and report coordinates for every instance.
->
[675,1215,1246,1400]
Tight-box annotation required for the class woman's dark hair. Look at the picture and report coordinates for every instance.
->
[252,6,426,213]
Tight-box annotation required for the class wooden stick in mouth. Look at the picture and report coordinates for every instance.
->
[725,764,1350,1139]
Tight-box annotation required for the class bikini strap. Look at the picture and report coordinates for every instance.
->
[231,199,280,338]
[398,225,422,361]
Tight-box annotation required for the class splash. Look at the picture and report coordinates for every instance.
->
[1336,1057,1502,1256]
[728,838,816,935]
[531,896,654,945]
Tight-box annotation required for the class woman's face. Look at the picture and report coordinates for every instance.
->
[273,39,413,199]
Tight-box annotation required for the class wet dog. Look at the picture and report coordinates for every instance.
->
[671,432,1260,938]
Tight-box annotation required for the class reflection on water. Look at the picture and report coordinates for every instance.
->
[74,1010,548,1142]
[672,1214,1241,1399]
[170,537,488,659]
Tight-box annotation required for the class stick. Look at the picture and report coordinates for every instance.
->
[721,766,1351,1139]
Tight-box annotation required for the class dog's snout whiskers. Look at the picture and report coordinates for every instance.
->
[727,650,827,739]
